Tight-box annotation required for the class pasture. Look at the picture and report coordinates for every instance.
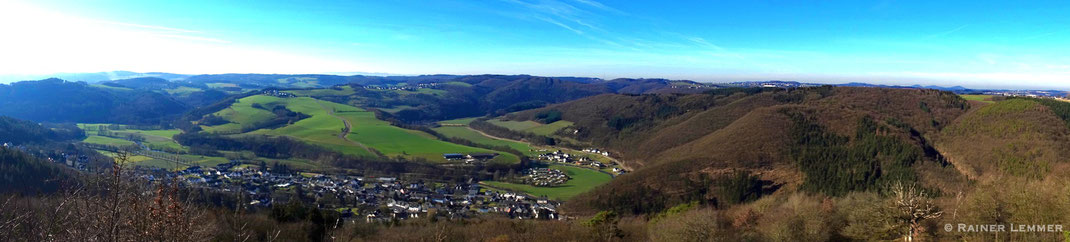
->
[430,118,539,156]
[482,165,612,200]
[202,95,517,163]
[488,119,573,136]
[961,94,995,104]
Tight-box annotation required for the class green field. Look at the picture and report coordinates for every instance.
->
[203,95,518,163]
[961,94,996,104]
[90,84,132,91]
[439,117,478,125]
[206,83,239,88]
[432,125,539,156]
[443,81,472,87]
[80,124,186,151]
[488,119,573,136]
[82,135,136,146]
[164,86,203,96]
[233,96,376,157]
[488,119,542,131]
[201,95,279,133]
[285,86,357,97]
[331,105,518,163]
[377,105,416,113]
[482,165,612,200]
[527,121,573,135]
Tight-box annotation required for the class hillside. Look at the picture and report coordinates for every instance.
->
[0,116,85,145]
[193,95,519,163]
[0,78,189,125]
[494,87,974,214]
[284,75,711,122]
[934,98,1070,181]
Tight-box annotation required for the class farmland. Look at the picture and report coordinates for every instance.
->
[80,124,186,152]
[204,95,518,163]
[961,94,996,104]
[433,118,540,156]
[330,105,518,163]
[482,165,612,200]
[487,119,573,136]
[82,135,135,146]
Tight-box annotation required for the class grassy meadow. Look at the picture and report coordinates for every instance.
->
[488,119,573,136]
[203,95,518,163]
[433,118,540,156]
[482,165,612,200]
[960,94,996,104]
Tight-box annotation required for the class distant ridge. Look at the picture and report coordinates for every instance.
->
[0,71,192,83]
[724,80,1067,97]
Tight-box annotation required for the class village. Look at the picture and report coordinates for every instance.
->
[536,148,628,175]
[520,167,569,187]
[442,152,500,164]
[133,161,563,223]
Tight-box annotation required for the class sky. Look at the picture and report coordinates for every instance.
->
[0,0,1068,89]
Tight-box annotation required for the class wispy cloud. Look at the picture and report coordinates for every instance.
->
[153,33,230,43]
[923,24,968,39]
[91,20,201,34]
[572,0,624,15]
[89,19,229,44]
[1023,31,1058,40]
[501,0,604,35]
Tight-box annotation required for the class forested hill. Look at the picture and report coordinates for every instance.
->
[501,87,992,214]
[367,75,709,122]
[0,116,85,145]
[933,98,1070,181]
[0,78,189,125]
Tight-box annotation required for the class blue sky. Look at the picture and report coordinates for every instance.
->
[1,0,1068,89]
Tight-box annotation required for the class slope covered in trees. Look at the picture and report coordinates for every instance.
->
[934,98,1070,181]
[496,87,973,215]
[0,116,85,144]
[291,75,709,123]
[0,78,189,125]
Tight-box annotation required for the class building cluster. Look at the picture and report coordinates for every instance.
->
[985,90,1069,99]
[442,153,499,163]
[581,148,611,157]
[134,161,562,222]
[537,150,609,169]
[521,168,569,187]
[262,90,296,98]
[4,142,92,171]
[669,83,715,89]
[363,85,419,91]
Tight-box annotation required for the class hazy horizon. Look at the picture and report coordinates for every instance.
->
[2,70,1065,91]
[1,0,1068,89]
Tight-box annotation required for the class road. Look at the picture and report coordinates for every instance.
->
[464,126,632,172]
[315,100,375,154]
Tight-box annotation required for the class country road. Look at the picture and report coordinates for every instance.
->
[465,126,632,172]
[315,100,374,154]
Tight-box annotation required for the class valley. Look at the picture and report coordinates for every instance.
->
[3,74,1070,241]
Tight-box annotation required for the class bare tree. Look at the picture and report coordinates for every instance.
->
[890,182,942,242]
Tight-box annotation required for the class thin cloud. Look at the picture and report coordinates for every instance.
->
[1023,31,1058,40]
[923,24,968,39]
[683,36,726,52]
[91,19,201,33]
[500,0,606,35]
[572,0,624,15]
[88,19,230,44]
[533,15,584,34]
[154,34,231,44]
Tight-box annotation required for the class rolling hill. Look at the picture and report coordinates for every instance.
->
[496,87,978,214]
[933,98,1070,181]
[0,78,189,125]
[196,95,519,163]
